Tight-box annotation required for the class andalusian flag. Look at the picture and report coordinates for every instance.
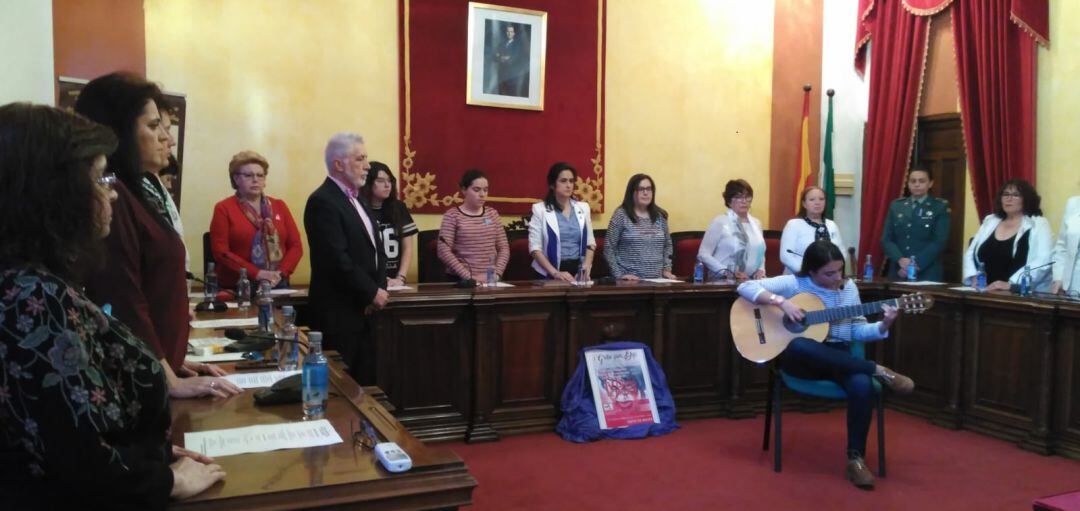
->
[793,85,813,215]
[822,89,836,220]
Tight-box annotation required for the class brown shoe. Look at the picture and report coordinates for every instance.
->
[876,365,915,395]
[846,456,875,490]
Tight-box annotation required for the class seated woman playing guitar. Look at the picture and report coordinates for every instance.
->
[737,239,914,490]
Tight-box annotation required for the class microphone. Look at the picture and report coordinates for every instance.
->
[187,271,229,312]
[1008,261,1055,296]
[1026,261,1055,272]
[786,249,803,257]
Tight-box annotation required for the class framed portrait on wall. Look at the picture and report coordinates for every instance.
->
[466,2,547,110]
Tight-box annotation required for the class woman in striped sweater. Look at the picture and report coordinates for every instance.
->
[604,173,675,280]
[437,169,509,283]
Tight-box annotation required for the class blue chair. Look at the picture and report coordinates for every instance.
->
[761,341,886,476]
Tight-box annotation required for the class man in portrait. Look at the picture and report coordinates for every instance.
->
[490,22,530,97]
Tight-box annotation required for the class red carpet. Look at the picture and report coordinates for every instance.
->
[447,410,1080,510]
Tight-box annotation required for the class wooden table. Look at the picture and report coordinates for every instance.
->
[175,310,476,510]
[273,279,1080,460]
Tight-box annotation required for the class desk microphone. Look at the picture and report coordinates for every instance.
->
[786,249,804,257]
[187,271,229,312]
[1026,261,1055,272]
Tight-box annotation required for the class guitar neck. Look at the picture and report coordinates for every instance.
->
[803,298,899,325]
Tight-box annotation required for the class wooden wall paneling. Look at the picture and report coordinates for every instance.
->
[658,290,735,419]
[877,286,964,427]
[479,297,567,438]
[376,301,473,442]
[567,288,655,371]
[1053,302,1080,459]
[962,295,1055,452]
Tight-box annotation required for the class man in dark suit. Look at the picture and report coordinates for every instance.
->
[304,132,389,385]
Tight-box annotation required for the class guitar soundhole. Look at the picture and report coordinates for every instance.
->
[781,316,808,334]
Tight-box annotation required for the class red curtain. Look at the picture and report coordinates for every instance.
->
[953,0,1045,218]
[856,0,931,266]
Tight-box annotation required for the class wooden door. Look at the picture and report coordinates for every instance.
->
[913,113,966,283]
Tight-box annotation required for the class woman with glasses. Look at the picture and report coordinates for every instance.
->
[360,161,417,287]
[0,103,226,508]
[604,174,675,281]
[1051,195,1080,297]
[780,186,847,275]
[209,150,303,289]
[76,72,240,399]
[698,179,766,281]
[963,179,1053,292]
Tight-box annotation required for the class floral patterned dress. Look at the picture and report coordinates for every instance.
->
[0,266,173,510]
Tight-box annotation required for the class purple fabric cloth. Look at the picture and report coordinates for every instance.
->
[556,341,679,443]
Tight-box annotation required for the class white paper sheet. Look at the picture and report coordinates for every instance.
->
[891,281,945,286]
[185,352,246,363]
[482,282,515,288]
[269,288,298,296]
[188,337,235,349]
[387,285,413,291]
[950,286,978,292]
[190,317,260,329]
[223,370,301,389]
[185,419,343,457]
[569,280,594,287]
[642,278,684,284]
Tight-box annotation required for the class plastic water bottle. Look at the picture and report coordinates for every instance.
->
[302,331,329,420]
[693,261,704,284]
[256,280,273,333]
[976,262,988,291]
[1019,265,1033,297]
[486,256,496,287]
[203,262,219,303]
[236,267,251,311]
[863,254,874,282]
[277,305,299,371]
[906,255,918,281]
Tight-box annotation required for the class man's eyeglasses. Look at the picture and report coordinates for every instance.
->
[96,173,117,189]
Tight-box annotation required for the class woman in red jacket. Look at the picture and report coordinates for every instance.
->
[210,150,303,289]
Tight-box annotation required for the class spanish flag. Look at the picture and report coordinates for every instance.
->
[793,85,813,215]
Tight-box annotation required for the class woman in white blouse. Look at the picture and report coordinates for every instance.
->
[780,186,846,274]
[698,179,766,281]
[962,179,1053,292]
[1051,195,1080,296]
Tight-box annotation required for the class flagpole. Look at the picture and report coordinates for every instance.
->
[823,88,836,221]
[793,84,813,216]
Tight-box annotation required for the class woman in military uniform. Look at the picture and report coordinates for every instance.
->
[880,168,951,281]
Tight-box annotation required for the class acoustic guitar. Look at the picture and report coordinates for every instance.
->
[729,292,934,363]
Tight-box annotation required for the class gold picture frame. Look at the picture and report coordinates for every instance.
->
[465,2,547,111]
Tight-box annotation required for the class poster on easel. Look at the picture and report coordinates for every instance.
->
[584,348,660,430]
